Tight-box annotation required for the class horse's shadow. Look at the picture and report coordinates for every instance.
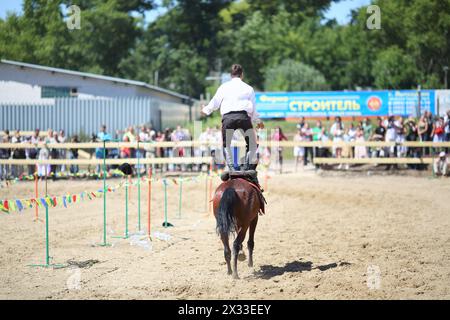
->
[253,260,350,280]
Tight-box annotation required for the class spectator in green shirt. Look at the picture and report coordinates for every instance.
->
[312,120,323,162]
[362,117,373,141]
[312,120,323,141]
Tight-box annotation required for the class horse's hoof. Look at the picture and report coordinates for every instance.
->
[248,262,253,268]
[232,274,240,280]
[227,270,232,275]
[238,252,246,261]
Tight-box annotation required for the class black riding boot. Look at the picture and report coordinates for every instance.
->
[223,147,235,172]
[244,151,263,192]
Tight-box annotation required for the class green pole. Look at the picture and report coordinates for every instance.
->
[429,140,435,178]
[137,139,141,232]
[97,140,111,246]
[112,179,129,239]
[103,140,107,245]
[125,184,129,237]
[178,178,182,218]
[204,174,208,212]
[45,175,49,265]
[45,204,50,265]
[164,179,168,227]
[29,167,64,268]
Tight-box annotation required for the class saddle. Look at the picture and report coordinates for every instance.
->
[220,170,267,215]
[220,169,257,182]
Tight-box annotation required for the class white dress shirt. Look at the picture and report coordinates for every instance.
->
[202,77,261,123]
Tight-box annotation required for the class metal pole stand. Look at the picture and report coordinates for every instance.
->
[29,169,65,268]
[113,178,129,239]
[96,140,111,247]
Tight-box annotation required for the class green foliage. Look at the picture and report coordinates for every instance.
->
[372,46,419,89]
[264,60,329,91]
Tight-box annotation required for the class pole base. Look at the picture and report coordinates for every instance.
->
[28,262,65,269]
[94,242,112,247]
[112,235,129,239]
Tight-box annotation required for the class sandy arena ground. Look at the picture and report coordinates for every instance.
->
[1,167,450,299]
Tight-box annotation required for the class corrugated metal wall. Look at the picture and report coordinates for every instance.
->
[0,97,193,136]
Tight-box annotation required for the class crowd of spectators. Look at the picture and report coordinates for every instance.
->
[0,128,74,180]
[0,124,225,180]
[1,110,449,180]
[290,111,449,175]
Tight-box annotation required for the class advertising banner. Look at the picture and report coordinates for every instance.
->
[256,90,435,118]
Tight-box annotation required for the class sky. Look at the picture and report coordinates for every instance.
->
[0,0,372,25]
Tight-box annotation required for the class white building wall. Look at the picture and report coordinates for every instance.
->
[0,80,44,103]
[0,63,183,103]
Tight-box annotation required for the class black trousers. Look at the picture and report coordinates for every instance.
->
[221,111,257,167]
[304,146,314,165]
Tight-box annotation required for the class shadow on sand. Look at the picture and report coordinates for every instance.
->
[253,260,351,280]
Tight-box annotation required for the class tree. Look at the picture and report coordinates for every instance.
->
[264,60,329,91]
[121,0,231,97]
[247,0,337,18]
[0,0,150,76]
[372,46,419,89]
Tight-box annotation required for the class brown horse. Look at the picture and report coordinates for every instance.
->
[213,178,265,279]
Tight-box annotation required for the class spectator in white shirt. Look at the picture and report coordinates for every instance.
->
[201,64,264,174]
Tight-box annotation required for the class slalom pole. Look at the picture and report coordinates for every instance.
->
[178,177,183,218]
[125,183,129,237]
[113,176,129,239]
[29,165,64,268]
[137,138,141,232]
[163,179,168,227]
[204,171,208,212]
[208,160,213,214]
[147,167,152,238]
[44,167,49,265]
[34,170,39,221]
[97,140,111,247]
[128,176,132,203]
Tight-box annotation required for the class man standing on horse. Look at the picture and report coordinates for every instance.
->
[201,64,264,177]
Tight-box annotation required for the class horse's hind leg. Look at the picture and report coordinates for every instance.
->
[247,216,258,268]
[221,234,232,275]
[232,226,249,279]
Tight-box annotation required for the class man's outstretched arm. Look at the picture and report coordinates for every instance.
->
[201,88,222,117]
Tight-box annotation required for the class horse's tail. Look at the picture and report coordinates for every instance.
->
[216,188,237,237]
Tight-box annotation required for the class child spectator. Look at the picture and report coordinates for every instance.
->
[271,127,288,174]
[330,117,344,160]
[354,126,368,159]
[37,137,50,179]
